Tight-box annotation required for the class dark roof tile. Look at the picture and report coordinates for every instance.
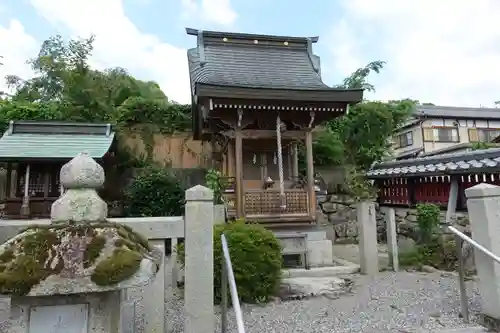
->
[186,28,330,91]
[415,105,500,120]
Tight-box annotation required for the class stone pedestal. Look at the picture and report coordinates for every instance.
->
[0,153,162,332]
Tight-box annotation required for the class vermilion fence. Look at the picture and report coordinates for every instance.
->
[376,173,500,209]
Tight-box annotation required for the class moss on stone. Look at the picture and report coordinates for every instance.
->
[0,248,14,263]
[0,220,153,294]
[91,248,142,286]
[22,229,60,263]
[114,238,140,252]
[83,235,106,268]
[0,228,64,296]
[117,225,151,252]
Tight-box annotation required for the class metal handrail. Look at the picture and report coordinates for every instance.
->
[221,233,246,333]
[447,225,500,323]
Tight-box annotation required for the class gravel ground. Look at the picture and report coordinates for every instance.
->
[164,271,484,333]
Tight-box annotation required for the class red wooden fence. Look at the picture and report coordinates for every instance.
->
[377,173,500,208]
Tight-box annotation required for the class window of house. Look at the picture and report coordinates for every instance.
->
[395,131,413,148]
[469,128,500,142]
[423,127,459,142]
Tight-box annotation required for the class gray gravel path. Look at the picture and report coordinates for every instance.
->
[164,271,484,333]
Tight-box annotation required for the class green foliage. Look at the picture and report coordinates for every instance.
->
[177,221,283,304]
[416,203,441,244]
[116,97,191,132]
[205,168,227,204]
[343,166,378,200]
[472,142,496,150]
[124,166,185,217]
[303,60,413,172]
[299,129,344,168]
[336,100,414,169]
[1,34,191,141]
[337,60,386,92]
[399,204,459,271]
[297,60,414,198]
[399,238,458,271]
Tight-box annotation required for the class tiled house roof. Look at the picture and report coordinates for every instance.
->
[367,148,500,178]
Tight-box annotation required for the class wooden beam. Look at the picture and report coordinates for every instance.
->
[305,130,315,220]
[221,130,305,139]
[235,129,244,218]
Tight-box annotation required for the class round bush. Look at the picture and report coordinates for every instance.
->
[178,221,283,304]
[124,166,185,217]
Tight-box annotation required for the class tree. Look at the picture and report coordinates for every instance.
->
[304,61,414,197]
[1,35,191,131]
[337,60,386,92]
[311,60,413,170]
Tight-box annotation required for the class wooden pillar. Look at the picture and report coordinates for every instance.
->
[43,166,50,198]
[305,131,315,218]
[292,142,299,180]
[5,163,11,199]
[227,141,235,178]
[260,153,267,183]
[235,130,244,218]
[286,146,292,180]
[20,164,30,216]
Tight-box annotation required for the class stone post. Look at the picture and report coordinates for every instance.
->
[357,201,379,275]
[144,240,165,333]
[382,207,399,271]
[465,183,500,320]
[184,185,214,333]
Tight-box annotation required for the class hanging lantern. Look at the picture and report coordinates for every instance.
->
[252,153,257,164]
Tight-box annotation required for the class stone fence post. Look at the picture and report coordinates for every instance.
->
[184,185,214,333]
[465,183,500,321]
[357,201,379,275]
[381,207,399,271]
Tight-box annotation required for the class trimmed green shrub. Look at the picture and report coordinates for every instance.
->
[124,166,185,217]
[178,220,283,304]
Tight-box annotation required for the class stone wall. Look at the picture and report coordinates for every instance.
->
[317,194,470,246]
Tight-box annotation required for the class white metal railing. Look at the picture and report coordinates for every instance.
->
[447,225,500,323]
[221,233,246,333]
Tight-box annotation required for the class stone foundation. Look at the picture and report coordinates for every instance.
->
[273,229,334,268]
[317,194,471,245]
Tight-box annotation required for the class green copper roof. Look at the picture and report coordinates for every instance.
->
[0,121,115,160]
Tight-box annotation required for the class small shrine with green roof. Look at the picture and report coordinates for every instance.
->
[0,121,116,218]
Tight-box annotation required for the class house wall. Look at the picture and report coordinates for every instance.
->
[393,124,423,155]
[393,117,500,157]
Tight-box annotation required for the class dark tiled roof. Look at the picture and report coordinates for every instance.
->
[186,28,330,91]
[394,147,423,160]
[415,105,500,120]
[367,147,500,178]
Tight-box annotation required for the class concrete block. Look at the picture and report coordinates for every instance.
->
[308,239,333,267]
